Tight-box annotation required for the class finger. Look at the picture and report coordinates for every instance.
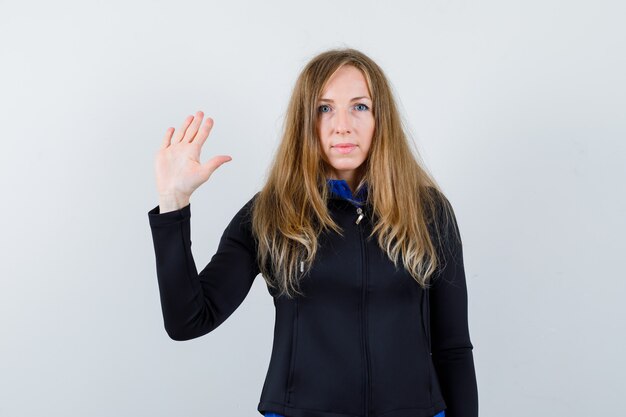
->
[191,117,214,147]
[160,127,174,150]
[201,155,232,179]
[182,110,204,143]
[172,114,194,144]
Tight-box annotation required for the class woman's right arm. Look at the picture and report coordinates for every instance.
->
[147,193,260,341]
[147,111,259,341]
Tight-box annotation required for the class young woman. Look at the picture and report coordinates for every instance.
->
[148,48,478,417]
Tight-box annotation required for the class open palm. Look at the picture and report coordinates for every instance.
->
[154,111,232,199]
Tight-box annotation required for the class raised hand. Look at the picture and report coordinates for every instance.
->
[154,111,232,212]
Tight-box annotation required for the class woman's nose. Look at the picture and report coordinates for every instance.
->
[334,108,351,134]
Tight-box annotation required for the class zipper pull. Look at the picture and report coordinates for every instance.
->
[355,207,364,224]
[300,260,304,273]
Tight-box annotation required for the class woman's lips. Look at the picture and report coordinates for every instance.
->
[333,144,357,154]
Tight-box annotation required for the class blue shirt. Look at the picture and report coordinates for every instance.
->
[263,179,446,417]
[326,178,368,206]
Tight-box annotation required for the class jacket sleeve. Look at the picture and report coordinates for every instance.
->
[147,193,260,341]
[429,193,479,417]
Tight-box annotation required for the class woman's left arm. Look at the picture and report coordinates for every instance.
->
[429,196,479,417]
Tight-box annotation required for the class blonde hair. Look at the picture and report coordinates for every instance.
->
[251,47,460,299]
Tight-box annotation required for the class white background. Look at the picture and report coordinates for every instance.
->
[0,0,624,416]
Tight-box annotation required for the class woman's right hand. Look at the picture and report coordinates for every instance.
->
[154,111,232,211]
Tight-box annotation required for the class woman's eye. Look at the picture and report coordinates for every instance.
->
[355,103,369,111]
[318,104,331,113]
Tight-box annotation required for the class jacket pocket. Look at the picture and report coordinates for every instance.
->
[421,288,433,399]
[285,298,298,404]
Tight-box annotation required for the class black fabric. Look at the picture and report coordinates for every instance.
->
[147,189,478,417]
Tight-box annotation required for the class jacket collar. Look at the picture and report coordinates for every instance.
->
[326,178,368,206]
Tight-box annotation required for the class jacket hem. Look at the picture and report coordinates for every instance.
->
[377,399,446,417]
[258,399,446,417]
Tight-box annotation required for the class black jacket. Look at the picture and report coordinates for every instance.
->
[147,189,478,417]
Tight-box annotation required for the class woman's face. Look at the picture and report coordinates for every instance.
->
[316,65,374,184]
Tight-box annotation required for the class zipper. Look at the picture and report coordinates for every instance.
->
[356,205,371,416]
[355,207,364,224]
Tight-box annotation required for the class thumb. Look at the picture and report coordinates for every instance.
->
[200,155,232,180]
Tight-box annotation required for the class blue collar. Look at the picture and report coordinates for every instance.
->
[326,178,368,205]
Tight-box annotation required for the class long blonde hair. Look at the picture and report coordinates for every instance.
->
[251,47,460,299]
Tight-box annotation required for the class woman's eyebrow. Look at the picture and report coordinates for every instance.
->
[319,96,372,102]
